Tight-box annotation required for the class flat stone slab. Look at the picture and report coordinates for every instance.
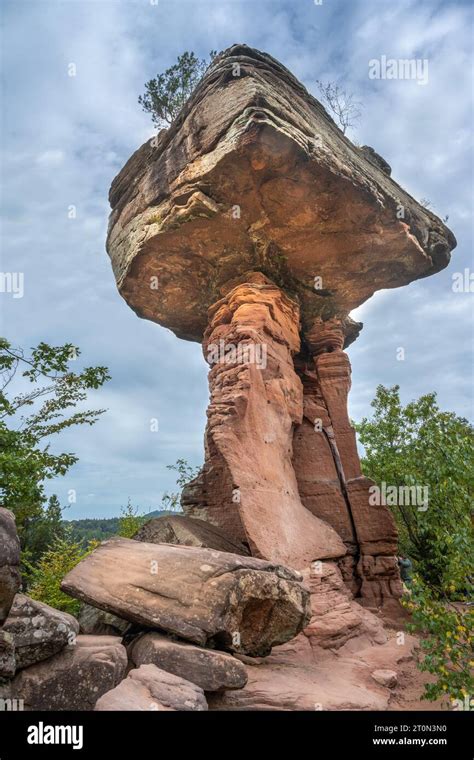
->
[133,514,249,555]
[61,538,310,656]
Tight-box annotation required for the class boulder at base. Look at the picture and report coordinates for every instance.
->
[6,635,127,710]
[61,537,310,656]
[95,663,207,711]
[2,594,79,671]
[0,508,21,625]
[133,514,249,555]
[130,632,248,692]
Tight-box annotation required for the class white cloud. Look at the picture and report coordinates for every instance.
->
[36,149,65,167]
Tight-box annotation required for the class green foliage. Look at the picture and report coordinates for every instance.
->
[0,338,110,560]
[118,499,143,538]
[21,494,67,574]
[26,533,99,616]
[139,50,217,127]
[161,458,200,512]
[66,516,126,544]
[355,385,474,701]
[403,579,474,703]
[65,510,173,545]
[355,385,474,591]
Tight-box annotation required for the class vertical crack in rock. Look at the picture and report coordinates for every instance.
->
[293,318,403,613]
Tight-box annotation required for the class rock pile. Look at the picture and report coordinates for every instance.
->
[61,537,310,657]
[0,508,128,709]
[1,509,311,710]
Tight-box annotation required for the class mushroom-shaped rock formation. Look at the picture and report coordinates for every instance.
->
[106,45,456,610]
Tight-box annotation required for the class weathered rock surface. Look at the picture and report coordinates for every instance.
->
[0,630,15,678]
[103,44,455,609]
[372,669,398,688]
[0,508,21,625]
[130,632,248,692]
[133,514,249,555]
[293,323,403,612]
[61,538,311,656]
[183,274,347,568]
[95,664,208,711]
[302,562,386,652]
[2,594,79,671]
[5,635,127,710]
[106,45,455,343]
[209,632,417,711]
[95,665,207,712]
[209,634,388,711]
[77,603,129,636]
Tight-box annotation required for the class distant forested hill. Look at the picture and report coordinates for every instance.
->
[64,510,172,545]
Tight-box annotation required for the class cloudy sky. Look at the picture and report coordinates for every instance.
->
[1,0,472,520]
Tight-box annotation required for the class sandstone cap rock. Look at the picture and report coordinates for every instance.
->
[107,44,456,345]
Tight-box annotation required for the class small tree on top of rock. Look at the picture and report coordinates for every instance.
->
[316,80,362,135]
[139,51,218,128]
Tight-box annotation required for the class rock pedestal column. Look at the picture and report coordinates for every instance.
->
[292,319,403,613]
[183,274,346,570]
[183,283,402,612]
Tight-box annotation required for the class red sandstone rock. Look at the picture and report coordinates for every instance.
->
[208,632,418,711]
[0,508,21,625]
[61,538,311,656]
[95,664,208,711]
[183,275,346,568]
[106,46,455,342]
[105,44,456,612]
[292,317,403,612]
[302,561,386,652]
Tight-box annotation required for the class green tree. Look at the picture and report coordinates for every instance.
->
[355,385,473,591]
[21,494,67,573]
[26,533,99,616]
[118,499,143,538]
[355,385,474,701]
[0,338,110,558]
[139,50,217,127]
